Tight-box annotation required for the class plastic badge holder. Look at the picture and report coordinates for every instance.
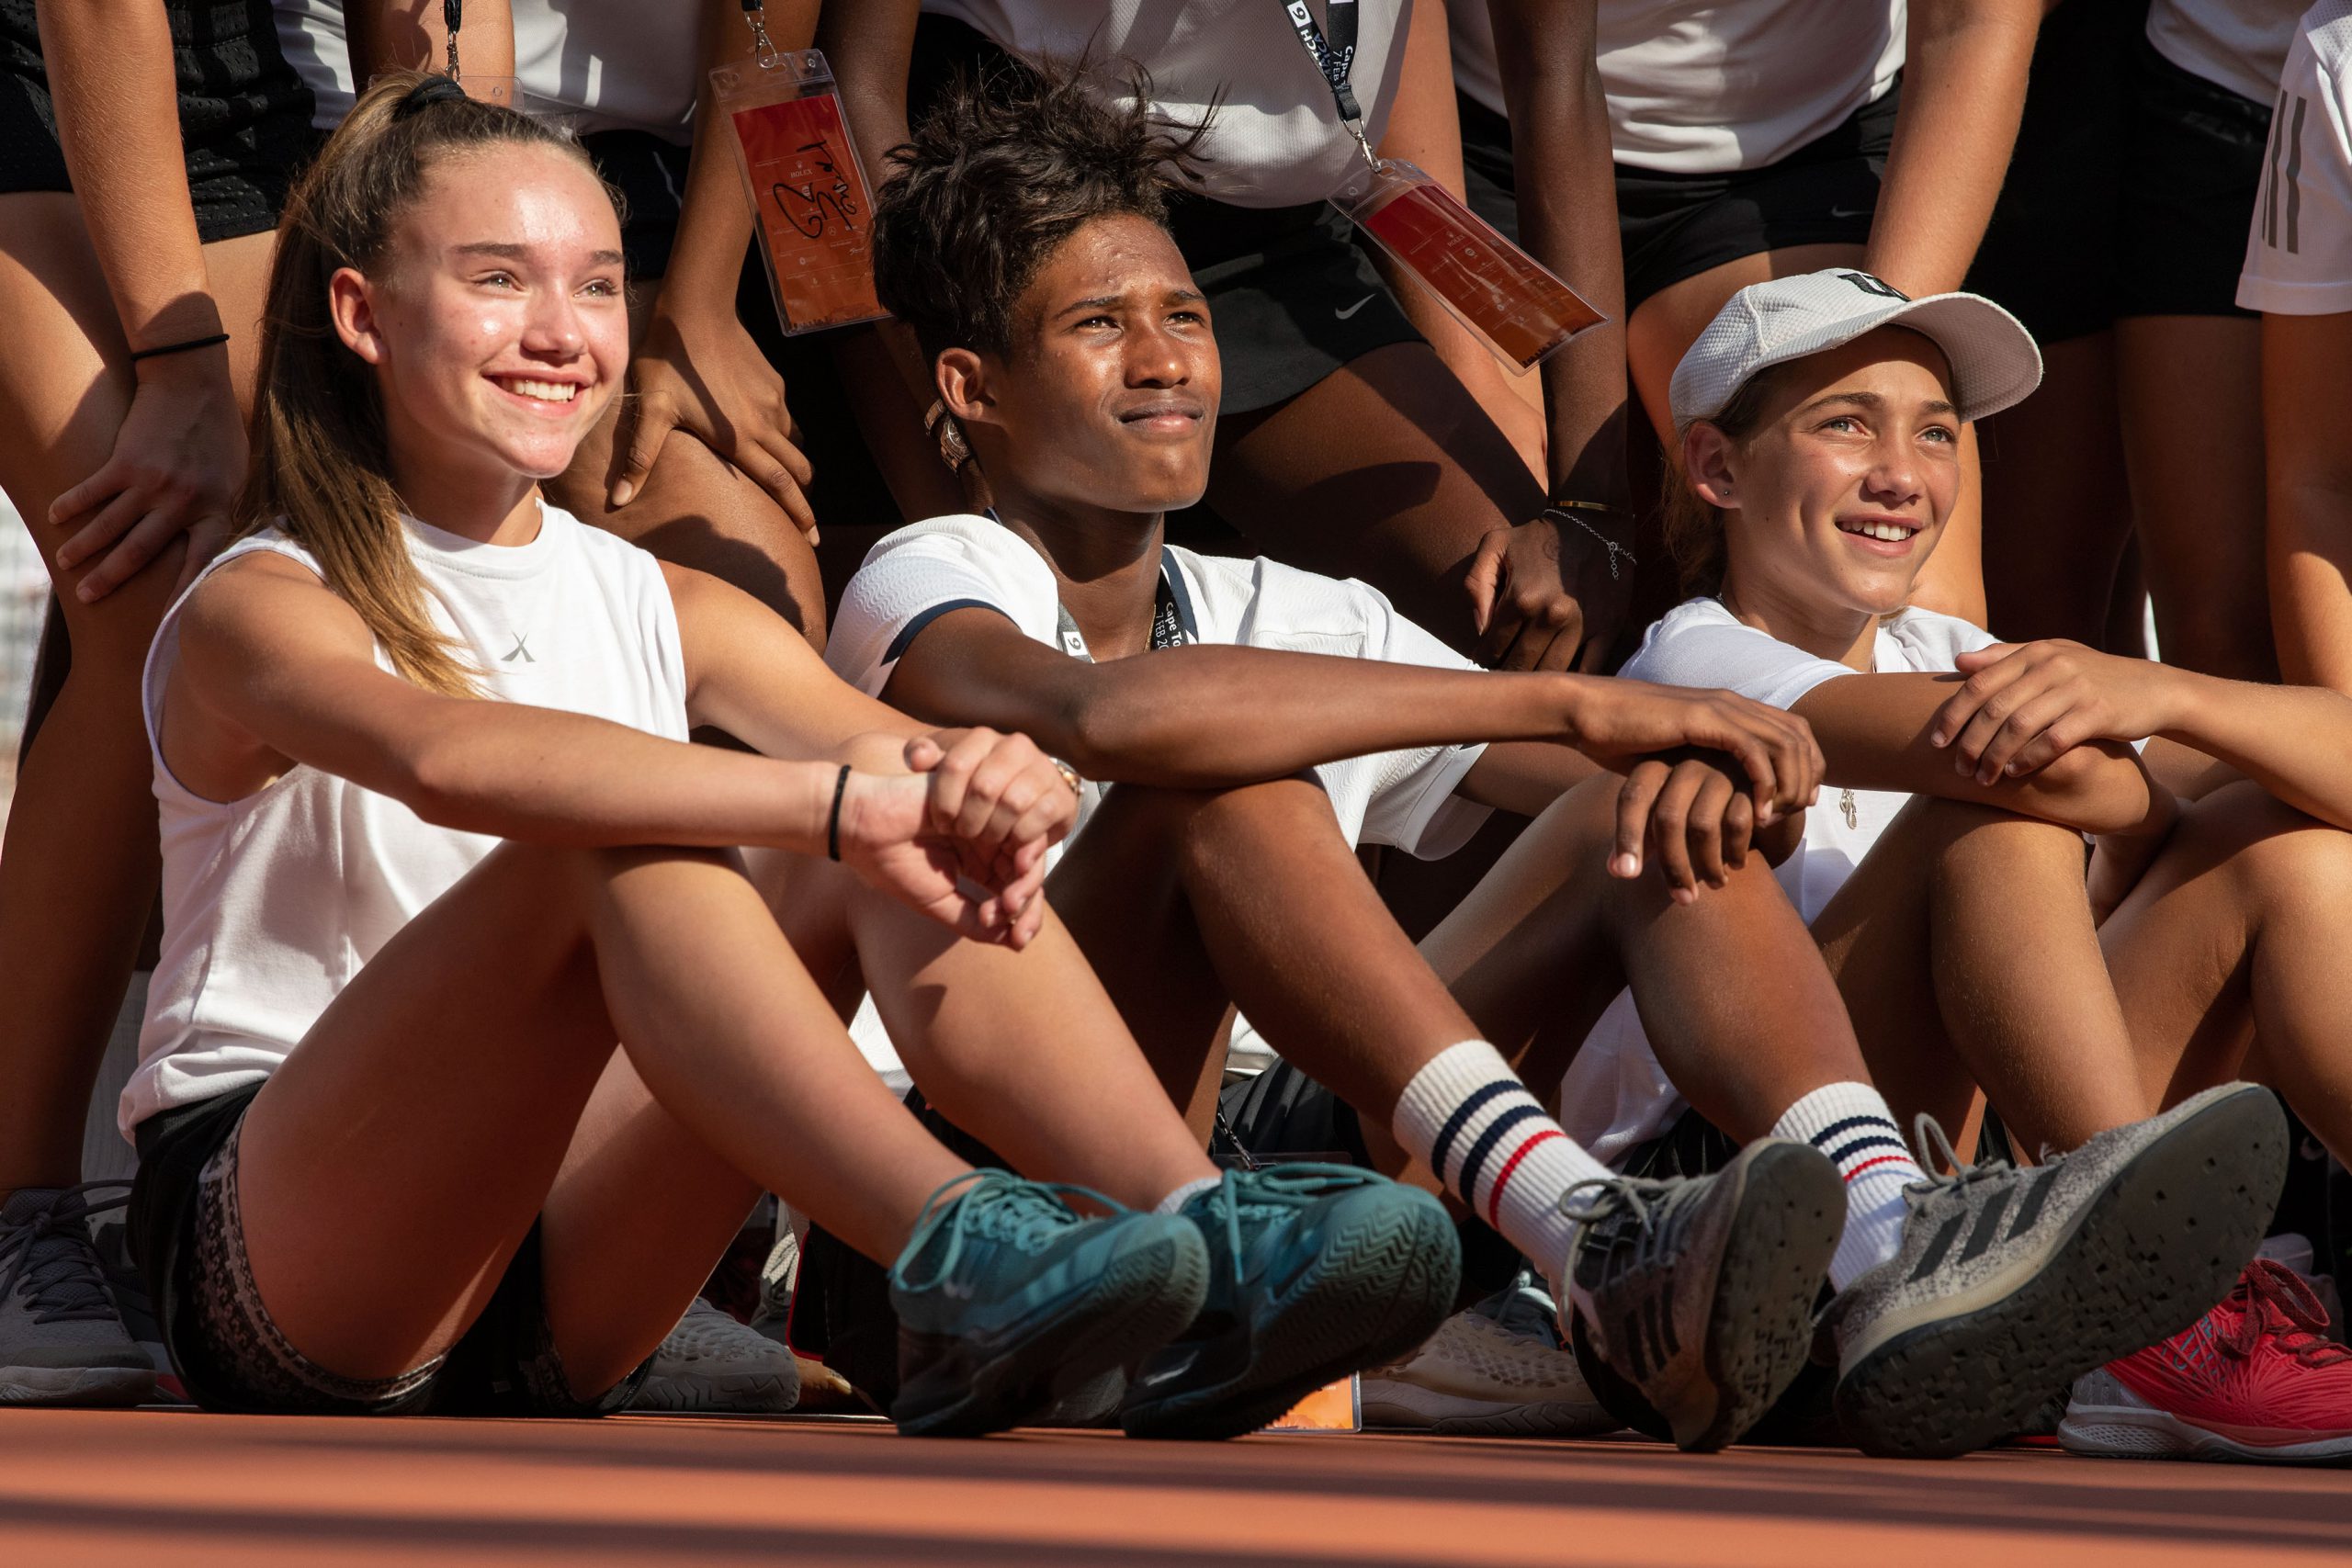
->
[1335,160,1603,374]
[711,49,887,335]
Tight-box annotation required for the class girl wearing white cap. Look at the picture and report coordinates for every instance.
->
[1614,265,2352,1461]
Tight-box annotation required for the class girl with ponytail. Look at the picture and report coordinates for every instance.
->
[116,73,1436,1432]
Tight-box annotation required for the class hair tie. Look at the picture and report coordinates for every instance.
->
[395,74,469,119]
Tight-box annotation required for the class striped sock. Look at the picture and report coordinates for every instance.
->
[1389,1042,1614,1293]
[1770,1081,1923,1291]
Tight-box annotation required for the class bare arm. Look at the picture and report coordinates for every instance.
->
[1793,670,2171,836]
[1486,0,1624,512]
[884,608,1820,817]
[1863,0,2044,294]
[1376,0,1546,478]
[36,0,249,598]
[2265,310,2352,694]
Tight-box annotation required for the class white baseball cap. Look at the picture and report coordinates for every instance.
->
[1668,269,2043,431]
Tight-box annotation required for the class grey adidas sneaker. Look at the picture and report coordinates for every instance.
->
[0,1184,156,1407]
[632,1297,801,1415]
[1363,1269,1620,1438]
[1825,1082,2287,1460]
[1563,1140,1843,1451]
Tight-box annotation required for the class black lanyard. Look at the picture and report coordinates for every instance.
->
[1279,1,1365,136]
[1054,572,1194,661]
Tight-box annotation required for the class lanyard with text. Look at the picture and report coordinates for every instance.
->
[1052,577,1189,833]
[1279,1,1375,169]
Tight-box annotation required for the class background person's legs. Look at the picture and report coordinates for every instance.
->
[0,197,271,1194]
[1979,333,2140,648]
[1206,344,1547,658]
[548,275,828,648]
[2115,315,2273,680]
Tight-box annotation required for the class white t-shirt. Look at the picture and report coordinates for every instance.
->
[827,512,1493,1081]
[272,0,700,138]
[125,505,691,1135]
[923,0,1410,207]
[2149,0,2308,106]
[2240,0,2352,314]
[1557,596,1995,1167]
[1449,0,1906,175]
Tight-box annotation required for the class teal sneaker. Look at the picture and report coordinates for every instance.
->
[888,1170,1208,1438]
[1120,1165,1462,1440]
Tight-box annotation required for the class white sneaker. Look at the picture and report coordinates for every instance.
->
[633,1298,800,1415]
[1362,1271,1620,1437]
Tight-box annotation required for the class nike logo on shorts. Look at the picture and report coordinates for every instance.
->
[1829,206,1871,220]
[1335,293,1376,320]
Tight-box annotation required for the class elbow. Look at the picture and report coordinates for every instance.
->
[398,737,480,833]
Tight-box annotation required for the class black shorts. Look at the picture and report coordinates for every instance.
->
[128,1081,650,1416]
[2116,27,2273,320]
[582,129,692,281]
[1455,79,1896,314]
[905,13,1421,415]
[0,0,315,244]
[1964,0,2134,344]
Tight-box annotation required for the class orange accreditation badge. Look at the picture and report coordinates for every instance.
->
[710,44,887,335]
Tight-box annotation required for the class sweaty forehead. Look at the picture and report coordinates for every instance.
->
[401,145,621,262]
[1022,216,1193,315]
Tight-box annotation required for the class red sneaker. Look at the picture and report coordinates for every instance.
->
[2059,1260,2352,1463]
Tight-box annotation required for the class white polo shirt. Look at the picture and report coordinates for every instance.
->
[1449,0,1906,175]
[1558,596,1995,1166]
[2240,0,2352,314]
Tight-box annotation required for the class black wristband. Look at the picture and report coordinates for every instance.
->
[129,333,230,364]
[826,763,850,862]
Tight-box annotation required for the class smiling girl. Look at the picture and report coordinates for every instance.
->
[1607,265,2352,1461]
[113,72,1453,1435]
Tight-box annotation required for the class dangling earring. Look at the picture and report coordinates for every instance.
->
[924,400,972,472]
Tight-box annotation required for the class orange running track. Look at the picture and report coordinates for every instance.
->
[2,1407,2348,1566]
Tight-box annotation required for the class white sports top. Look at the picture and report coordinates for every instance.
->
[2242,0,2352,314]
[922,0,1412,208]
[271,0,701,138]
[122,504,690,1135]
[2149,0,2308,105]
[1558,597,1994,1167]
[1449,0,1906,175]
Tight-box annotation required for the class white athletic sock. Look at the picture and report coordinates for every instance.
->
[1155,1175,1221,1215]
[1770,1081,1924,1291]
[1390,1042,1613,1296]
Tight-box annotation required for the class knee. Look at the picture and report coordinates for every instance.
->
[1172,777,1340,882]
[2200,785,2352,909]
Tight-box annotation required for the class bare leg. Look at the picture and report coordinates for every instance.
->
[1424,774,1866,1140]
[1207,344,1546,655]
[548,275,827,647]
[1980,333,2137,647]
[1813,797,2150,1152]
[0,197,271,1189]
[1042,780,1487,1134]
[2115,315,2273,680]
[754,848,1219,1211]
[235,840,965,1391]
[2100,783,2352,1163]
[1626,243,1989,626]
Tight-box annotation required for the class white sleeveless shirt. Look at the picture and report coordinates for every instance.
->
[121,504,690,1137]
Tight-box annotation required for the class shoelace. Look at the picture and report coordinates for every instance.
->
[1195,1163,1378,1282]
[887,1169,1127,1294]
[1558,1173,1706,1279]
[2222,1260,2352,1369]
[0,1182,133,1325]
[1901,1113,2020,1212]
